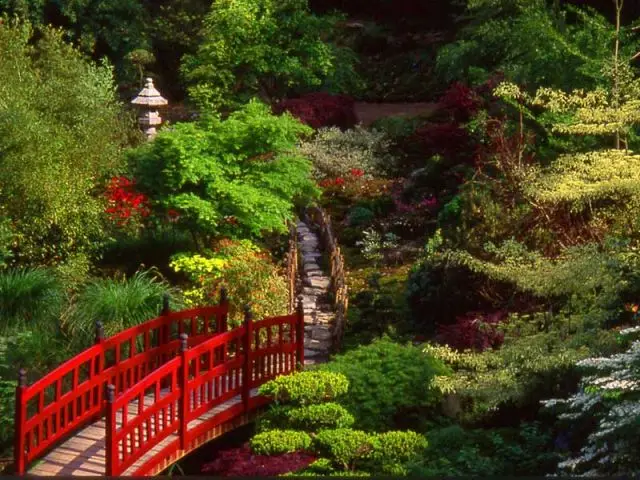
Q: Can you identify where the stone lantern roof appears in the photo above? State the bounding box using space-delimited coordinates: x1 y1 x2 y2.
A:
132 78 168 107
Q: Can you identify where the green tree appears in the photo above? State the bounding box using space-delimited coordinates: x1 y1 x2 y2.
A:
181 0 359 109
0 0 151 81
129 100 319 247
0 21 134 266
436 0 622 90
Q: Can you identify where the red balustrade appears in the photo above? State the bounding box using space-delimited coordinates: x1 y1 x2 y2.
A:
14 293 306 477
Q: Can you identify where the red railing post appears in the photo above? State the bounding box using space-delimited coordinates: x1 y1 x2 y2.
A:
105 384 116 477
242 305 253 411
219 287 228 333
296 295 305 370
179 333 189 450
14 368 27 475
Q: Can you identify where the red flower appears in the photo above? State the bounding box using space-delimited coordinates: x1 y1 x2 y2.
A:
350 168 364 177
334 177 345 185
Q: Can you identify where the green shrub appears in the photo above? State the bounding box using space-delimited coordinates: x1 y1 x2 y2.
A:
286 403 355 430
371 431 428 475
258 371 349 406
131 99 318 242
313 428 376 470
171 240 289 326
298 126 394 180
369 116 426 140
182 0 359 109
0 268 65 334
250 429 312 455
0 23 132 265
318 338 450 430
63 269 179 346
408 423 558 476
313 429 377 471
347 206 375 228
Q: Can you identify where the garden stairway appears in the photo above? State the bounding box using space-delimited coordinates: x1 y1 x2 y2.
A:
297 220 334 365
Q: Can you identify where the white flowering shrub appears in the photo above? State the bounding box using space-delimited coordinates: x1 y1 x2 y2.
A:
297 126 394 180
541 326 640 476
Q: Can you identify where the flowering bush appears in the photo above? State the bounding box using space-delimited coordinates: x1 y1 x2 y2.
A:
104 176 151 228
201 444 316 476
299 126 394 180
436 311 507 352
170 239 288 326
274 92 358 130
541 326 640 476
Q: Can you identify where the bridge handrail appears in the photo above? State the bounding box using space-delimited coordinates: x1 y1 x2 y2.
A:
105 307 305 476
14 293 229 475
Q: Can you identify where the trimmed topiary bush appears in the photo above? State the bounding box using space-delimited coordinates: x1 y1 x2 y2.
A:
313 428 377 471
286 403 355 430
250 430 313 455
371 431 428 474
258 370 349 405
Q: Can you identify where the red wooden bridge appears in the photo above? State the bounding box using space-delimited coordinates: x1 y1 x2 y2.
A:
13 292 305 476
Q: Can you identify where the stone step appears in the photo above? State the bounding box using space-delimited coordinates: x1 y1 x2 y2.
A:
311 326 332 341
306 277 331 289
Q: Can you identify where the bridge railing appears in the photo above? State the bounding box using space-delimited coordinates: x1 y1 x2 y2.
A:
14 291 229 475
105 303 305 476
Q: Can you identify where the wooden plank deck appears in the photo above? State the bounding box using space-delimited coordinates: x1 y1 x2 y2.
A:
27 377 261 477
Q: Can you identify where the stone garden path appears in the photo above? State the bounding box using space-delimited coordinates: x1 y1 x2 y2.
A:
298 220 334 365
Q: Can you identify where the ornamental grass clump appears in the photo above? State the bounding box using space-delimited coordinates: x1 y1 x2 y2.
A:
62 269 178 346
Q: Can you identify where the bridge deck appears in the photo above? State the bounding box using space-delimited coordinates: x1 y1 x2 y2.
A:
27 381 260 476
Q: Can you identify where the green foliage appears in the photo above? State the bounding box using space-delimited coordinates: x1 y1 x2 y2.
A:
130 100 318 242
0 213 14 269
0 0 151 80
436 1 619 90
319 338 450 430
347 206 375 228
0 378 15 449
170 239 288 326
0 268 65 334
258 370 349 406
182 0 359 109
423 320 621 422
297 126 394 180
0 22 132 265
439 239 636 329
313 429 376 471
285 403 355 431
371 431 428 475
409 423 558 476
249 429 312 455
62 269 178 347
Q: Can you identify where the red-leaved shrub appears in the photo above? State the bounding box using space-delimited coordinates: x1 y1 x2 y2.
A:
440 82 481 122
273 92 358 129
201 444 316 477
436 311 507 352
411 122 473 160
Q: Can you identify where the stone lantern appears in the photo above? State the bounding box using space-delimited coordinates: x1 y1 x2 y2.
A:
131 77 168 140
